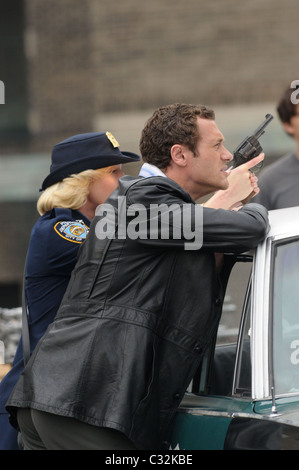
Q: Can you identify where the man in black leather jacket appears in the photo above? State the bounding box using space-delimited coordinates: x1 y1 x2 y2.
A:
7 104 269 450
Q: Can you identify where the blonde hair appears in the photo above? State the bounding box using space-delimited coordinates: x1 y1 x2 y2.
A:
37 166 115 215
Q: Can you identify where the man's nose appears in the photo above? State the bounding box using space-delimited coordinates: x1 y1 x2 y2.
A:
222 147 233 162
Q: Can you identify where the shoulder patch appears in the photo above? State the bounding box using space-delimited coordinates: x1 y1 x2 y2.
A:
54 220 89 243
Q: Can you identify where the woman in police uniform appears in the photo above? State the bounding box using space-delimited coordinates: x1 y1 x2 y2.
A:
0 132 140 449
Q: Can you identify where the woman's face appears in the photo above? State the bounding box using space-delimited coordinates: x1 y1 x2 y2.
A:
88 165 124 207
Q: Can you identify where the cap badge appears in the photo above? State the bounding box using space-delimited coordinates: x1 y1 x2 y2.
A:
106 131 119 148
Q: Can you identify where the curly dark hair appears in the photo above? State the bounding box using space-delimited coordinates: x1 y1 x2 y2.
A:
139 103 215 170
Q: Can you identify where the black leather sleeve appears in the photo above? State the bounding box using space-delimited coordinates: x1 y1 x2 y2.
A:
201 202 269 253
125 177 269 253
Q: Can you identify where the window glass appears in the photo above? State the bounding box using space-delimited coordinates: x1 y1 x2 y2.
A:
272 239 299 395
234 292 251 395
208 258 252 396
217 260 252 346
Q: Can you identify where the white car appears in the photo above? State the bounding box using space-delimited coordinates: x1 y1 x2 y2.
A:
169 206 299 450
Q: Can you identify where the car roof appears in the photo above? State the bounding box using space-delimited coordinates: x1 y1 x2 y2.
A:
268 206 299 238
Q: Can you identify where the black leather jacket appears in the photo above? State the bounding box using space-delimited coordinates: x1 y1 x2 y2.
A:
7 176 269 449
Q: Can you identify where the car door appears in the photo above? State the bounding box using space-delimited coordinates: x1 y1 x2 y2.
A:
169 254 254 450
169 207 299 450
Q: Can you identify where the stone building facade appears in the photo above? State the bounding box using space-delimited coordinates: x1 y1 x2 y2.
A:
0 0 299 305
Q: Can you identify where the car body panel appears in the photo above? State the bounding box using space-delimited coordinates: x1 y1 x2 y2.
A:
171 394 252 450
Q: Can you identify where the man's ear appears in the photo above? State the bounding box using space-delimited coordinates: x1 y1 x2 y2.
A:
170 144 188 167
282 121 294 136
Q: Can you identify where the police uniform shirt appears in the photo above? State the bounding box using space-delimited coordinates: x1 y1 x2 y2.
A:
25 208 90 341
0 207 90 450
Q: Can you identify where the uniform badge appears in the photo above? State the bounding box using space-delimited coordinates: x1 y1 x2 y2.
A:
54 220 89 243
106 131 119 148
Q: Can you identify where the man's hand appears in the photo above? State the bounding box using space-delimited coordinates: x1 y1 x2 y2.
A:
228 153 264 207
203 153 264 210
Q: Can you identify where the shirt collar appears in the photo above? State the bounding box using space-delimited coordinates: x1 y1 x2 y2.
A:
139 162 166 178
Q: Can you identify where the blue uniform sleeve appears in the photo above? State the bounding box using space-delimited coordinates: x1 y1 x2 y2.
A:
27 209 89 277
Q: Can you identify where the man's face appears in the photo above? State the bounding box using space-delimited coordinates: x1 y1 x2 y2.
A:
184 117 233 198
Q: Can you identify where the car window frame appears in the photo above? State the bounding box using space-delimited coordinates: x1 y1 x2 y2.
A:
232 275 252 397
